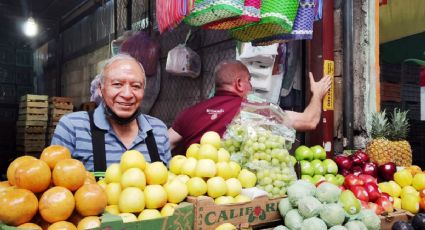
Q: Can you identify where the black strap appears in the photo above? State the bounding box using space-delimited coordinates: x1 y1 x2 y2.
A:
88 110 107 172
146 129 161 162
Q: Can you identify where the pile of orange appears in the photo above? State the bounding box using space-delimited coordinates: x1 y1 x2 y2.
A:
0 145 106 229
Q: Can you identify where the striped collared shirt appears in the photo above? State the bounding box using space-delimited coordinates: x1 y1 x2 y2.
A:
51 104 171 171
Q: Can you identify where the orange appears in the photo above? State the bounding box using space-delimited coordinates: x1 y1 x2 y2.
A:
52 159 86 191
420 197 425 211
83 171 96 185
76 216 101 230
15 159 51 193
0 181 13 193
74 184 107 216
7 156 36 185
0 188 38 226
40 145 72 169
18 223 43 229
47 221 77 230
39 186 75 223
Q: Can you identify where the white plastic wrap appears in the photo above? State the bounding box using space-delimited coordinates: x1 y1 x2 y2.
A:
165 44 201 78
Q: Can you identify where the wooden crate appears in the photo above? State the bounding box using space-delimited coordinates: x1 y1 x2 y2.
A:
18 113 48 121
16 145 44 153
16 138 45 146
19 107 48 115
21 94 48 102
49 97 74 110
16 120 47 127
17 126 47 134
16 133 45 141
381 82 401 102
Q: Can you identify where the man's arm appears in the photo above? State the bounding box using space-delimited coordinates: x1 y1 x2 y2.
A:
168 127 183 152
286 72 332 131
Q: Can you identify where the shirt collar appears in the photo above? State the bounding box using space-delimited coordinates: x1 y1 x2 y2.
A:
214 90 241 97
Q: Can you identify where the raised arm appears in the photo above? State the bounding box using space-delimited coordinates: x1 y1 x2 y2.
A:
286 72 332 131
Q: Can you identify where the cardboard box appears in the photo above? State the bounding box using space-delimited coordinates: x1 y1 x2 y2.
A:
187 195 283 230
379 209 414 230
0 202 194 230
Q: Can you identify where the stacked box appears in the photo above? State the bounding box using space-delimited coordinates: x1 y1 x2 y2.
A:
47 97 74 143
16 94 48 156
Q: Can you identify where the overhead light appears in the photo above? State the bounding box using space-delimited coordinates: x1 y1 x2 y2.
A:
23 17 38 37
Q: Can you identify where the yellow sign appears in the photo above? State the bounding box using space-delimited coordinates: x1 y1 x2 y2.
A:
323 60 334 111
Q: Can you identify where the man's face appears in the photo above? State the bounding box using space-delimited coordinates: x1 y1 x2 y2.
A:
240 70 253 97
100 59 145 118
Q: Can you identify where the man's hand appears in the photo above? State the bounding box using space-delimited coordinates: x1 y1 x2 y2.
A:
309 72 332 99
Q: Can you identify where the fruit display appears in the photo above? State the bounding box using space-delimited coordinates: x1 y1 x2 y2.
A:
366 109 412 166
0 145 105 229
168 131 255 204
275 180 380 230
295 145 344 186
223 124 297 198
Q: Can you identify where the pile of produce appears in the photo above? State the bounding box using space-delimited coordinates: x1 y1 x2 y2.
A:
274 180 381 230
0 145 106 229
392 213 425 230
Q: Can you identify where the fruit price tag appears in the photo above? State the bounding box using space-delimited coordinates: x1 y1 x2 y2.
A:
323 60 334 111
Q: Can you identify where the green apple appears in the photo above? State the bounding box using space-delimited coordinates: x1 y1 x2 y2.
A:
335 174 345 186
294 145 314 161
310 145 327 160
324 174 337 185
300 160 314 176
301 175 314 184
311 159 325 175
312 175 325 184
322 159 338 175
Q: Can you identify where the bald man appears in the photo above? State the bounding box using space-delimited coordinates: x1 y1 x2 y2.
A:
168 60 331 154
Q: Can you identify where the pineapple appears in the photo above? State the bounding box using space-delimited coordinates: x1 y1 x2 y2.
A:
389 109 412 167
366 110 393 165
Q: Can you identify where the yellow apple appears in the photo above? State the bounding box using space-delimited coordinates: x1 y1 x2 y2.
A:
238 169 257 188
120 168 146 190
169 155 187 175
118 213 138 223
200 131 221 149
105 163 122 183
207 177 227 198
186 177 207 196
186 144 201 159
217 148 230 162
144 185 168 209
216 162 233 180
195 159 217 178
234 194 251 203
161 203 178 217
145 162 168 185
105 205 120 215
175 174 190 184
120 150 147 172
138 209 162 220
180 157 197 177
215 223 236 230
164 179 188 204
225 178 242 197
215 196 235 204
228 161 241 178
198 144 218 162
118 187 145 213
105 182 122 205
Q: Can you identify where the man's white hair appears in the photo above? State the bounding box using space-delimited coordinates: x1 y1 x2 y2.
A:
99 53 146 88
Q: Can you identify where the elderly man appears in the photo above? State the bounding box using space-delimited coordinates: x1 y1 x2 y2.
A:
52 54 171 171
168 60 331 153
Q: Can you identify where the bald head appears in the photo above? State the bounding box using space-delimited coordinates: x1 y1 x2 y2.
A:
213 60 252 97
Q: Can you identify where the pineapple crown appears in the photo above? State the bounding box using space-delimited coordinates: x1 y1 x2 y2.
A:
369 110 389 139
389 108 409 141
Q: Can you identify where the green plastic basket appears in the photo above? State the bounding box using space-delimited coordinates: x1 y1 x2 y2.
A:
230 0 299 42
184 0 244 26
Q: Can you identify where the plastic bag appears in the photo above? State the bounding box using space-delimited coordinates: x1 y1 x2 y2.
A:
165 44 201 78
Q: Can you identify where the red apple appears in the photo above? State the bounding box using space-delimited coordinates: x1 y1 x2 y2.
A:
362 162 378 177
338 185 346 191
334 155 353 170
364 182 381 202
376 197 394 213
351 185 369 202
351 150 370 165
368 202 385 215
358 174 378 184
344 174 364 188
361 200 369 209
340 168 351 177
378 162 397 181
352 166 363 176
380 193 394 203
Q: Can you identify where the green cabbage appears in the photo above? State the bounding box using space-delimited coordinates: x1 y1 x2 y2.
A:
287 180 316 207
315 182 341 203
319 203 346 227
345 220 367 230
300 217 327 230
358 209 381 230
273 225 290 230
278 198 293 217
328 226 348 230
297 196 322 218
285 209 304 230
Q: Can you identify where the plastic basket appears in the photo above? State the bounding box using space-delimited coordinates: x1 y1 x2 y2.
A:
202 0 262 30
184 0 244 26
230 0 299 42
252 0 315 46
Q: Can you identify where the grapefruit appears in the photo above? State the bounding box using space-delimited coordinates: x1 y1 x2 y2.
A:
17 223 42 229
14 159 51 193
52 159 86 191
47 221 77 230
39 186 75 223
0 188 38 226
76 216 101 230
144 162 168 185
6 155 36 185
40 145 71 169
74 184 107 216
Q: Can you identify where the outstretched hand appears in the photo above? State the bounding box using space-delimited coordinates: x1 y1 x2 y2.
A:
309 72 332 99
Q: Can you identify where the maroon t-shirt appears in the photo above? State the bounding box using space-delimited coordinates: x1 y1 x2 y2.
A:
172 90 243 153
